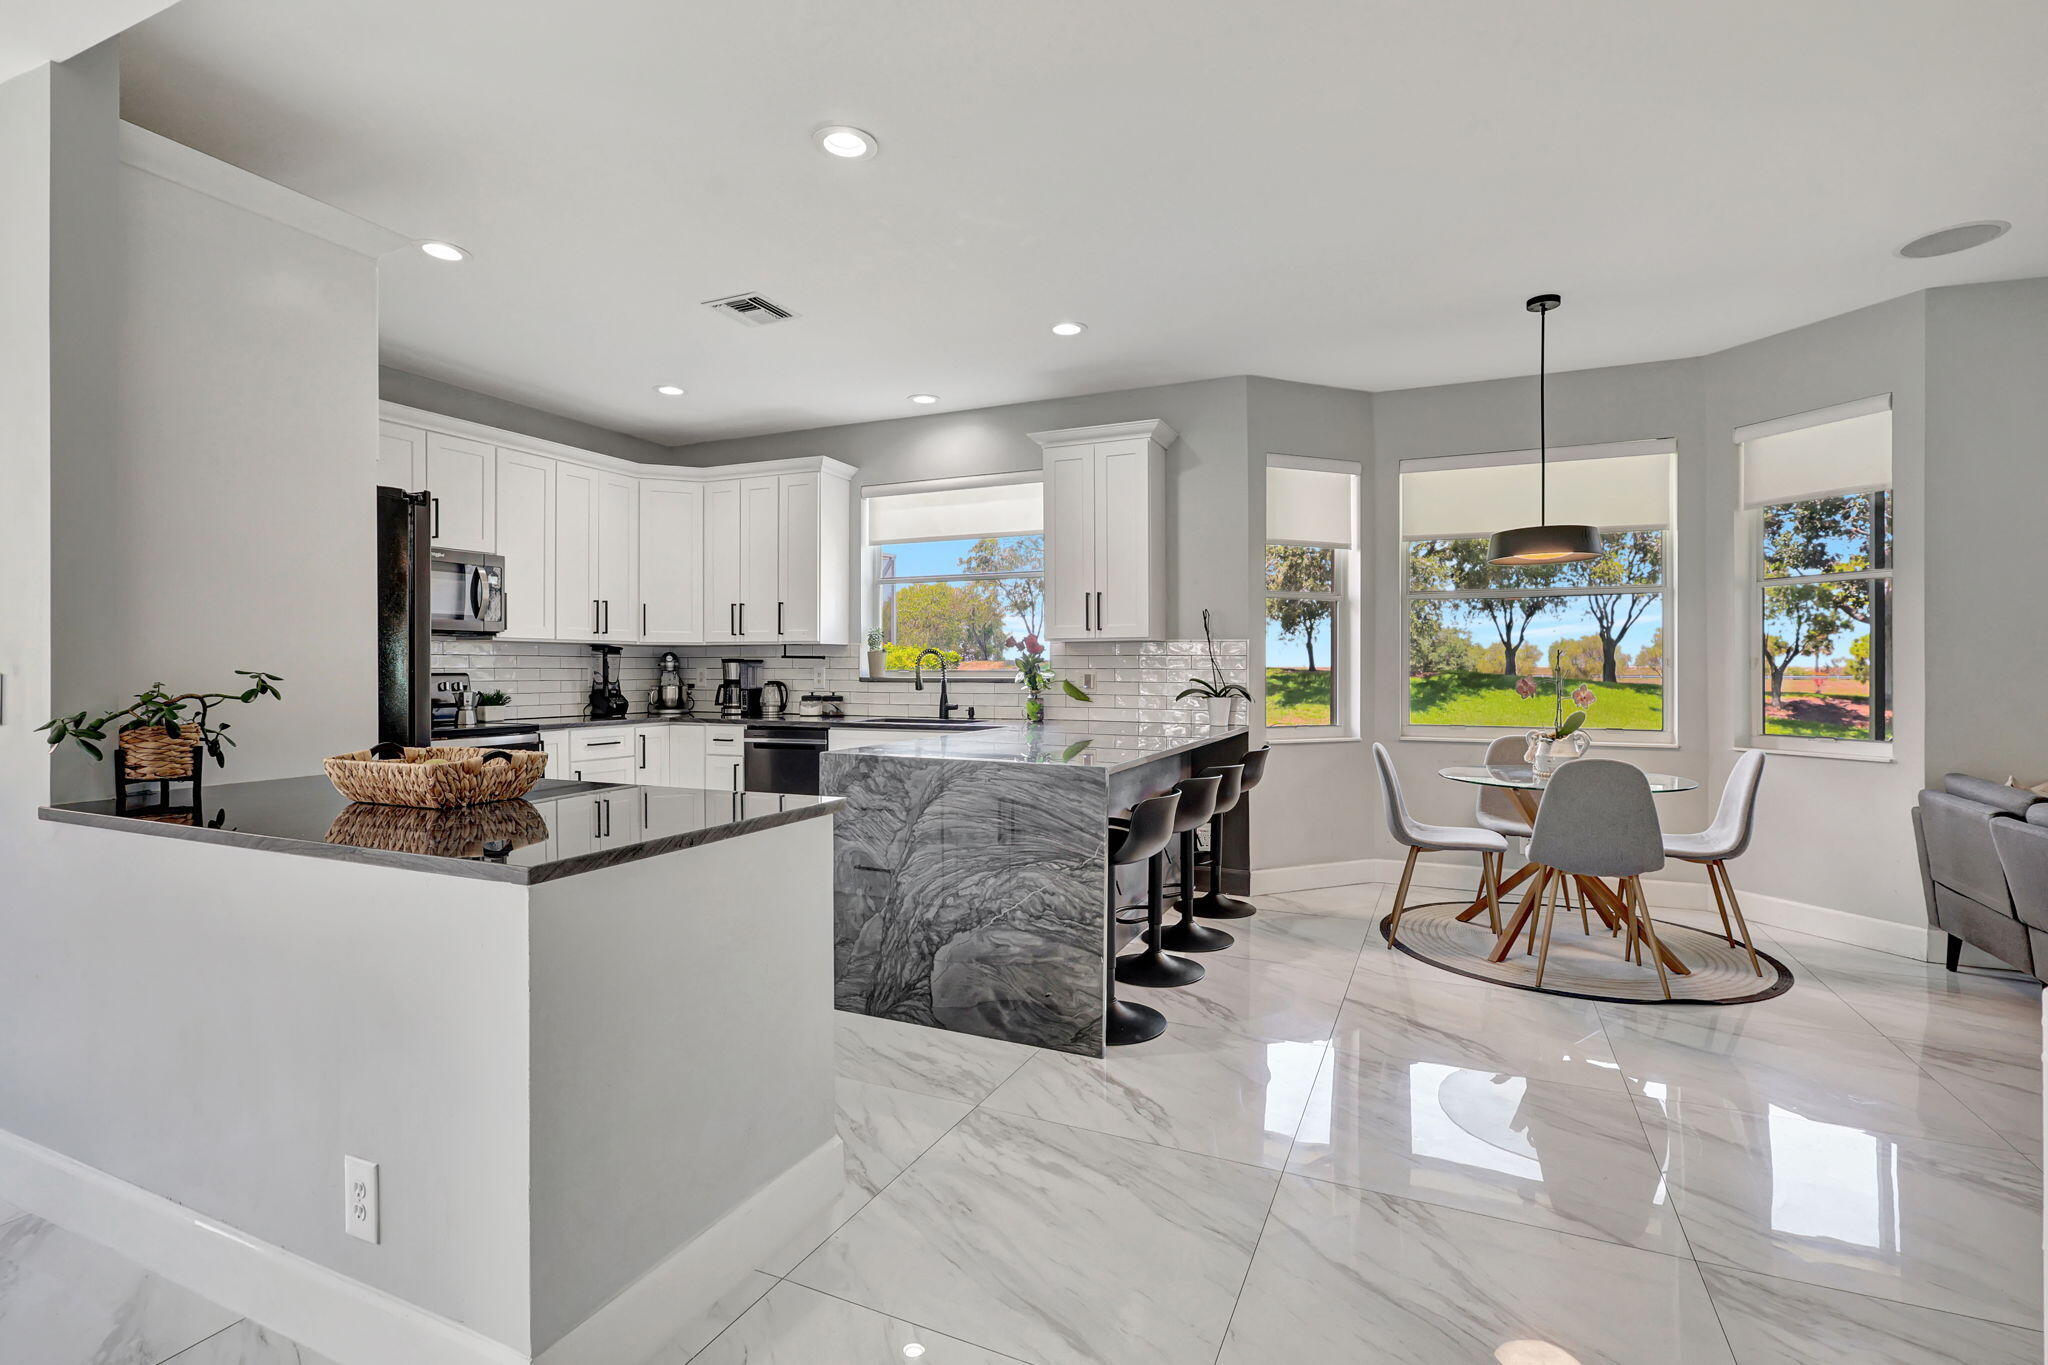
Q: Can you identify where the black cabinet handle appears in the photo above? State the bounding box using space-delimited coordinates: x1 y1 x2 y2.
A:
592 800 601 838
431 497 440 539
592 599 600 634
738 602 746 635
586 739 623 747
638 735 647 769
642 603 648 636
1082 593 1090 631
1094 591 1103 631
778 601 784 635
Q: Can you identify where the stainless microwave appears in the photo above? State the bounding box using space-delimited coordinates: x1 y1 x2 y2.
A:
430 548 507 634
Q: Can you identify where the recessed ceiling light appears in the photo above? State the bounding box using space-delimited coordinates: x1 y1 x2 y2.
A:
653 385 685 396
1897 220 2010 259
418 240 469 262
813 125 879 160
1051 321 1087 336
908 394 939 405
902 1347 926 1360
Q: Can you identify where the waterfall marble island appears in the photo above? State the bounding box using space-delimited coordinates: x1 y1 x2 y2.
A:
823 720 1252 1057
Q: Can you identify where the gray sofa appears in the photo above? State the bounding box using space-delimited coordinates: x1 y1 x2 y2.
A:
1912 774 2048 979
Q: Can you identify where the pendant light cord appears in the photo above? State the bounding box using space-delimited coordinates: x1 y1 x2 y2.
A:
1538 302 1547 524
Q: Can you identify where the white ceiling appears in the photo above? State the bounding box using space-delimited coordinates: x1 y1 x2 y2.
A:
117 0 2048 445
0 0 179 84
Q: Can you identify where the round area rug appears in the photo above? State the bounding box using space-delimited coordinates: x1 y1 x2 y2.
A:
1379 900 1794 1005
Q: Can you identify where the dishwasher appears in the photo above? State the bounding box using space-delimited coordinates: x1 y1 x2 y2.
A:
742 724 828 795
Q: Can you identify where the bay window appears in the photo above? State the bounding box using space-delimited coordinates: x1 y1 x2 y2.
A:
1738 398 1893 749
864 475 1044 676
1265 457 1360 732
1400 440 1674 736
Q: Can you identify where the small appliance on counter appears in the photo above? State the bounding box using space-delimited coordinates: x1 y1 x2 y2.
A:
815 692 846 718
650 651 693 715
715 658 765 720
797 692 825 718
587 644 630 720
758 679 789 719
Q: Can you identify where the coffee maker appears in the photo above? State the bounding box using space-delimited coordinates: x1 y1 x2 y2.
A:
716 658 765 720
587 644 630 720
650 651 692 715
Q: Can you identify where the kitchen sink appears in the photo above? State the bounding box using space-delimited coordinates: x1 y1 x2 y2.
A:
841 717 998 729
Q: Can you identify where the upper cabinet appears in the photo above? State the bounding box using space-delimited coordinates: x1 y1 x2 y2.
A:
425 432 496 552
382 403 853 649
1030 420 1175 641
702 470 852 645
638 480 703 643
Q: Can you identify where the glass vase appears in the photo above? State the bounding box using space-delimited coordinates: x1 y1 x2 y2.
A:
1024 694 1045 724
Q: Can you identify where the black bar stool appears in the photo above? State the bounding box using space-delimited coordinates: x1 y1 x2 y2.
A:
1196 746 1269 920
1106 790 1181 1046
1117 775 1220 988
1151 769 1238 954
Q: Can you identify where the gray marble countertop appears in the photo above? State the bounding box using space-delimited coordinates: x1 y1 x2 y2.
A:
820 722 1249 773
437 714 999 737
40 775 840 885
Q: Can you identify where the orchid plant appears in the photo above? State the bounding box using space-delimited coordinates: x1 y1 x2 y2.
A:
1514 646 1596 740
1007 633 1090 722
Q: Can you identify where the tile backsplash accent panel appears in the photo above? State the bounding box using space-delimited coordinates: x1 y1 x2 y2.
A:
431 637 1249 730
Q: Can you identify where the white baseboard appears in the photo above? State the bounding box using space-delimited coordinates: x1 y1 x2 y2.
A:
537 1137 843 1365
1253 857 1932 961
0 1126 528 1365
0 1126 844 1365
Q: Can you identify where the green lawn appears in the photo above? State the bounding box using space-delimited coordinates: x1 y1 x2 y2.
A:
1408 672 1665 730
1267 668 1334 726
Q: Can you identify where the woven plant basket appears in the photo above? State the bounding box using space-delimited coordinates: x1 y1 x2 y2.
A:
327 798 549 857
323 747 548 809
119 724 205 780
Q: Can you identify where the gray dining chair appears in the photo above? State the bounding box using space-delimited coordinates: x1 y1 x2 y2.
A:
1468 734 1588 932
1372 743 1507 946
1662 749 1768 975
1526 759 1672 996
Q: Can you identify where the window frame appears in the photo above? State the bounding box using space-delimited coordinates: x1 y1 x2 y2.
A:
1746 489 1893 758
1398 518 1677 744
1264 539 1350 736
860 473 1045 681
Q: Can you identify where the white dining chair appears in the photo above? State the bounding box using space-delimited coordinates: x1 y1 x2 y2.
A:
1662 749 1768 975
1373 743 1507 945
1526 759 1672 996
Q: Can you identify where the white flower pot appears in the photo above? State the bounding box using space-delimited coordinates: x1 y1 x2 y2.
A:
1525 730 1591 775
865 649 888 679
1205 697 1236 728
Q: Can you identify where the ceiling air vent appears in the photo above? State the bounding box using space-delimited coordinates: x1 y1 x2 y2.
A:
702 293 798 327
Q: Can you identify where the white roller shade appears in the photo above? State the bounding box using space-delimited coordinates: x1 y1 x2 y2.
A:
1399 440 1673 540
1267 462 1358 546
865 478 1042 543
1737 399 1891 509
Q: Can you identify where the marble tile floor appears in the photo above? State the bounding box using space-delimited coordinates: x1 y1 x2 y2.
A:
1 878 2040 1364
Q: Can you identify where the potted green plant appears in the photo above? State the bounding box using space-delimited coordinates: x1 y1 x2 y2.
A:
864 628 887 680
1176 610 1252 727
1515 645 1596 774
40 671 284 797
473 688 511 724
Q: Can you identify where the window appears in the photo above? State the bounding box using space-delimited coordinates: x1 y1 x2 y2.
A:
1400 441 1674 736
864 476 1043 675
1266 458 1360 731
1739 398 1893 749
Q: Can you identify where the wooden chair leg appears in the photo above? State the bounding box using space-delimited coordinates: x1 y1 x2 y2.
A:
1713 861 1764 976
1629 877 1674 999
1703 859 1738 947
1483 852 1502 933
1385 847 1419 949
1458 859 1533 923
1533 866 1563 988
1488 865 1551 963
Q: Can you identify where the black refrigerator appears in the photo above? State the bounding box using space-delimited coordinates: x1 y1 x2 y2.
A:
377 485 434 746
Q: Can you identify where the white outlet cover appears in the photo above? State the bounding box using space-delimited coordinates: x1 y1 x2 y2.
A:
344 1156 379 1244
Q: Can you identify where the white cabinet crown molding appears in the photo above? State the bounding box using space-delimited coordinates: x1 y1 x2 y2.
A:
379 401 854 482
1027 419 1179 450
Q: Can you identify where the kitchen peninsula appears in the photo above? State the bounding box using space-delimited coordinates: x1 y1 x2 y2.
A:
823 721 1250 1057
32 775 842 1365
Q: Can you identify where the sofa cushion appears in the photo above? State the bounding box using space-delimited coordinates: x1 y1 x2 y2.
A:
1990 816 2048 934
2030 804 2048 828
1943 773 2041 817
1920 789 2021 912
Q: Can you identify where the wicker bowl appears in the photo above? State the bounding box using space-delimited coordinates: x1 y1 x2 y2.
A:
323 746 548 809
326 799 550 856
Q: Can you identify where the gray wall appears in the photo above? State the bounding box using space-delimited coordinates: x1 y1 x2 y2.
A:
381 365 683 467
1923 278 2048 786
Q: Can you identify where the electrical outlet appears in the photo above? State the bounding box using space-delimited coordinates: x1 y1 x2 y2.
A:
344 1156 379 1244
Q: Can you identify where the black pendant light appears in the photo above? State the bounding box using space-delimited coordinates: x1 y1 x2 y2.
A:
1488 293 1603 566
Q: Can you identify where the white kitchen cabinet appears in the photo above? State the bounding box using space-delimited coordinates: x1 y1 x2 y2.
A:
702 479 743 643
1030 420 1174 641
776 471 849 643
638 480 703 643
541 732 568 779
495 448 556 640
426 432 496 552
702 726 745 793
738 476 780 641
632 725 670 785
571 754 636 785
666 725 706 789
378 421 425 490
554 465 637 641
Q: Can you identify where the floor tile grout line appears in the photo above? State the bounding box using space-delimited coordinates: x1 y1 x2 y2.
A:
1206 881 1387 1365
1693 1261 2048 1343
677 1276 779 1365
150 1317 246 1365
767 1281 1040 1365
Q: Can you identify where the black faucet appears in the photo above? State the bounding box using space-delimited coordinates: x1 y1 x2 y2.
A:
913 648 960 720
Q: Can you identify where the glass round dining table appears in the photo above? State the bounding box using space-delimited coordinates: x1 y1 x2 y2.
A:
1437 762 1699 980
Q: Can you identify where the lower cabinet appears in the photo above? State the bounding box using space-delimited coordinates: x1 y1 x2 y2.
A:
632 725 669 786
667 725 706 790
702 726 745 792
571 755 636 785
